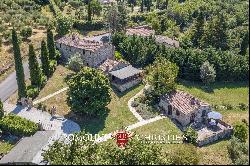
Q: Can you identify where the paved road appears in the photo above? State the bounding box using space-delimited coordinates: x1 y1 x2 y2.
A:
0 61 30 102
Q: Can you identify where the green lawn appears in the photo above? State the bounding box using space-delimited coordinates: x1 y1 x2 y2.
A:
177 80 249 106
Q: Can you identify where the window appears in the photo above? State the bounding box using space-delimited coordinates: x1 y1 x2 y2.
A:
60 44 61 48
82 49 85 55
176 109 180 116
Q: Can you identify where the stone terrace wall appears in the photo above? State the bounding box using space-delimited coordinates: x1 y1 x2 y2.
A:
112 78 142 92
197 123 233 147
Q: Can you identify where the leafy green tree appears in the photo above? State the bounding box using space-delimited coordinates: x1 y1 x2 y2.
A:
28 44 42 87
47 29 56 60
227 137 249 165
107 4 119 34
183 126 198 145
43 132 168 165
56 16 73 37
0 100 4 119
40 40 50 77
145 57 179 96
233 122 248 143
201 13 228 50
66 67 111 116
12 29 26 99
200 60 216 84
168 144 200 165
67 53 84 72
90 0 102 17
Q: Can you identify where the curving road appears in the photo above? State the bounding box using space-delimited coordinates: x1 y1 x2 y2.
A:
0 61 30 102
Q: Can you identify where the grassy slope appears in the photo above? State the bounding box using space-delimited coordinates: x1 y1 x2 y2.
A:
132 80 249 165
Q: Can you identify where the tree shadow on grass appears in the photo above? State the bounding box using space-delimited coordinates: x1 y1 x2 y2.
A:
179 79 249 94
111 83 142 98
64 107 110 135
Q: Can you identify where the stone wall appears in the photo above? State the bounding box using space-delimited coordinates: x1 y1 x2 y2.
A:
55 43 114 67
112 78 142 92
158 99 212 127
197 124 233 147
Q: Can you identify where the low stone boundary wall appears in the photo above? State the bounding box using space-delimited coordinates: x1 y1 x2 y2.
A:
197 123 233 147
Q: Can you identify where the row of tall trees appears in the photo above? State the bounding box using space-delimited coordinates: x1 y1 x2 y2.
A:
12 28 58 99
112 33 249 82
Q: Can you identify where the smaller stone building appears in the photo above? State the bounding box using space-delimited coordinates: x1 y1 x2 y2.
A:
108 65 143 92
159 90 212 127
55 34 115 68
126 26 180 48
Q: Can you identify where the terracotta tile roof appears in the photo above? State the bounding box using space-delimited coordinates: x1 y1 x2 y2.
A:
126 26 155 37
98 59 129 73
161 90 209 114
125 26 179 48
155 35 180 48
56 34 104 52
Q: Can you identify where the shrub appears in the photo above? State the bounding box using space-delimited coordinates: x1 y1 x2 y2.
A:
238 103 248 111
56 16 73 36
233 122 248 143
227 137 249 165
114 51 123 60
20 26 32 40
183 127 198 145
27 86 39 99
0 113 38 136
131 100 139 107
67 54 84 72
200 61 216 84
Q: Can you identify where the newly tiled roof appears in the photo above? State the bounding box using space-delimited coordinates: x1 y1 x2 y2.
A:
161 90 209 114
56 34 104 52
126 26 155 37
109 65 142 80
155 35 180 48
0 130 56 164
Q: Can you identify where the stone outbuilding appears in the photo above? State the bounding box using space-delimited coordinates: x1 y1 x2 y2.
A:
55 34 115 68
108 65 143 92
159 90 212 127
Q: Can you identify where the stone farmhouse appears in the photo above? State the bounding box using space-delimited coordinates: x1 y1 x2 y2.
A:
159 90 212 127
55 34 115 68
126 25 180 48
56 34 142 92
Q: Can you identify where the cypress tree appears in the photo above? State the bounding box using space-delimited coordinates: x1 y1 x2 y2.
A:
47 28 56 60
141 0 144 12
28 44 42 87
12 29 27 99
41 40 50 77
87 0 92 22
192 11 205 48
